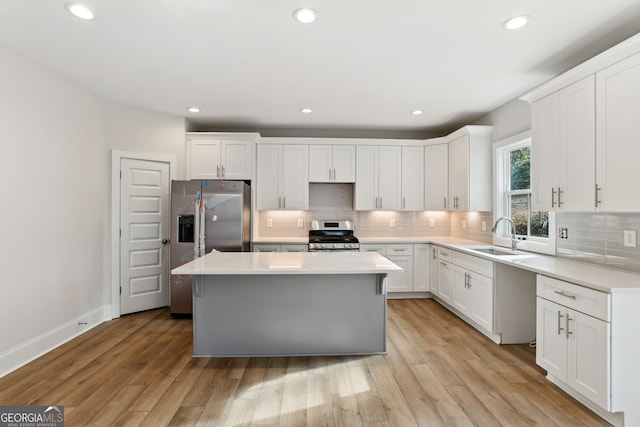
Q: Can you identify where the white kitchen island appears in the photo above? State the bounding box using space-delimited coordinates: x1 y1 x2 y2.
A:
171 251 402 357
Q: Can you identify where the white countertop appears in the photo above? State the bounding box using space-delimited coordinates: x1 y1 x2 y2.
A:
426 237 640 294
172 251 403 275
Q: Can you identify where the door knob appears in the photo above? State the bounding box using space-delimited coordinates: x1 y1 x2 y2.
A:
162 239 169 245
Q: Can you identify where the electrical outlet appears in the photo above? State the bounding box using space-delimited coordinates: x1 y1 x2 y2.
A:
297 219 304 228
624 229 637 248
389 218 396 228
461 220 466 229
559 227 568 239
482 221 487 232
429 218 435 228
266 218 272 228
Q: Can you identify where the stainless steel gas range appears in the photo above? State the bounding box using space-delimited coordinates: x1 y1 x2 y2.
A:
308 220 360 252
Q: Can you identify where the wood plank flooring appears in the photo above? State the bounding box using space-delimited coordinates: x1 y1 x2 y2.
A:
0 299 611 426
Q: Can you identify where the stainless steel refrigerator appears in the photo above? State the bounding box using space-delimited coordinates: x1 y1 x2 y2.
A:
170 180 251 315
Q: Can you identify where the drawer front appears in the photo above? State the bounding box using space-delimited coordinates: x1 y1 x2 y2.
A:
360 244 386 255
386 244 413 256
438 247 451 261
451 250 494 278
536 275 610 321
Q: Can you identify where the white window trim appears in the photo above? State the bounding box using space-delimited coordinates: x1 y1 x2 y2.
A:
493 131 556 255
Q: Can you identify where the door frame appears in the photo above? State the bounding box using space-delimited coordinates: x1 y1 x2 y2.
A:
110 150 177 319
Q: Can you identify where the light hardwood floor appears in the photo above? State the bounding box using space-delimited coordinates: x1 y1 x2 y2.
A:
0 299 610 426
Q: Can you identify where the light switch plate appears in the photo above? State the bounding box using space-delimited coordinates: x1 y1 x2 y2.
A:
389 218 396 228
297 219 304 228
266 218 272 228
482 221 487 232
624 229 637 248
429 218 435 228
461 220 466 229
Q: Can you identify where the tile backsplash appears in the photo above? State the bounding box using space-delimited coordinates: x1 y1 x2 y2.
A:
450 211 494 244
556 212 640 273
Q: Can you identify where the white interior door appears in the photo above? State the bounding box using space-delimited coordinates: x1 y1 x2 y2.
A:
120 158 171 315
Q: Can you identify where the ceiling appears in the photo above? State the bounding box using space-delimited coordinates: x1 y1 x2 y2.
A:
1 1 640 138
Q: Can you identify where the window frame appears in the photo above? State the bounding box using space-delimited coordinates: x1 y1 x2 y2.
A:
493 131 556 255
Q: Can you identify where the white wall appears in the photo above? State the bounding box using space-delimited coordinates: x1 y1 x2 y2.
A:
0 46 107 375
475 98 531 142
0 46 186 376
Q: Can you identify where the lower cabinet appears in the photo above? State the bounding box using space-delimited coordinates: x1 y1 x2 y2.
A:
253 244 308 252
536 275 610 411
436 246 495 336
360 243 429 294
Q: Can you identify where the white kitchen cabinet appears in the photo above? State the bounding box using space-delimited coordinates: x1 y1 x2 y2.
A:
186 133 256 180
308 144 356 183
256 144 308 210
429 245 439 295
424 143 448 210
448 250 494 332
412 244 430 292
596 51 640 211
253 244 308 252
386 244 414 292
355 146 401 210
401 146 424 210
436 248 454 303
536 275 610 411
446 126 493 211
531 76 596 211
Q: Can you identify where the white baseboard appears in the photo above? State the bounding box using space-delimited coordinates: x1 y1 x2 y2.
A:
0 305 111 378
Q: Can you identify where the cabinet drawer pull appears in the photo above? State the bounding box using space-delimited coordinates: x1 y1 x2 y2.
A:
566 315 572 339
439 261 448 267
554 290 577 300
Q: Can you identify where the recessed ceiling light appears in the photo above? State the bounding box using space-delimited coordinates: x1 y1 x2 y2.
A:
293 8 317 24
502 15 530 30
300 108 313 114
187 107 201 113
411 110 424 116
65 3 94 20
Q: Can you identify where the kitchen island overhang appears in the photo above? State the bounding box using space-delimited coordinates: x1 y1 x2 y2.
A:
171 251 402 357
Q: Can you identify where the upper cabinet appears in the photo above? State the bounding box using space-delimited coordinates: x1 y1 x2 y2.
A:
522 33 640 212
424 142 448 210
308 144 356 183
596 51 640 211
186 133 257 180
256 142 308 210
531 76 596 211
401 146 424 210
355 145 401 210
446 126 493 212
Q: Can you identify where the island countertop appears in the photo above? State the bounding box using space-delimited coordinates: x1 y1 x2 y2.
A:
171 251 402 275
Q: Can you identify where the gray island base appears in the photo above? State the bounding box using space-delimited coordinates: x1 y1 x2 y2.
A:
171 251 402 357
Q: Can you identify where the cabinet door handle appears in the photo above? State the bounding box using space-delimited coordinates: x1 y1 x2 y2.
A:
379 197 383 208
402 197 406 209
566 314 572 339
432 248 437 260
439 261 448 267
283 196 286 209
554 290 577 300
444 197 447 209
333 168 336 180
595 184 601 207
467 273 472 289
557 187 564 207
551 187 556 208
217 165 221 178
221 165 225 178
557 311 565 335
329 168 332 180
278 196 282 209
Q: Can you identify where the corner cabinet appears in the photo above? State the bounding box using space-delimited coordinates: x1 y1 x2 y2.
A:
186 133 257 180
446 126 493 211
530 76 596 211
256 143 308 210
355 146 401 210
308 144 356 183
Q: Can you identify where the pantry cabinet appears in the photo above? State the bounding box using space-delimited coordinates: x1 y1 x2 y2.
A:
308 144 356 183
595 51 640 211
256 144 308 210
355 146 401 210
186 133 256 180
530 76 595 211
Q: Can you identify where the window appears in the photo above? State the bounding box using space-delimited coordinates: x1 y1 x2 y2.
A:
495 132 555 255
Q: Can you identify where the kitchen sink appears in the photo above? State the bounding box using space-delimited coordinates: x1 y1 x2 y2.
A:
470 247 525 256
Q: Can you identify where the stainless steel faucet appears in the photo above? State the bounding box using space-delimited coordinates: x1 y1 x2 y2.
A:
492 217 517 250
